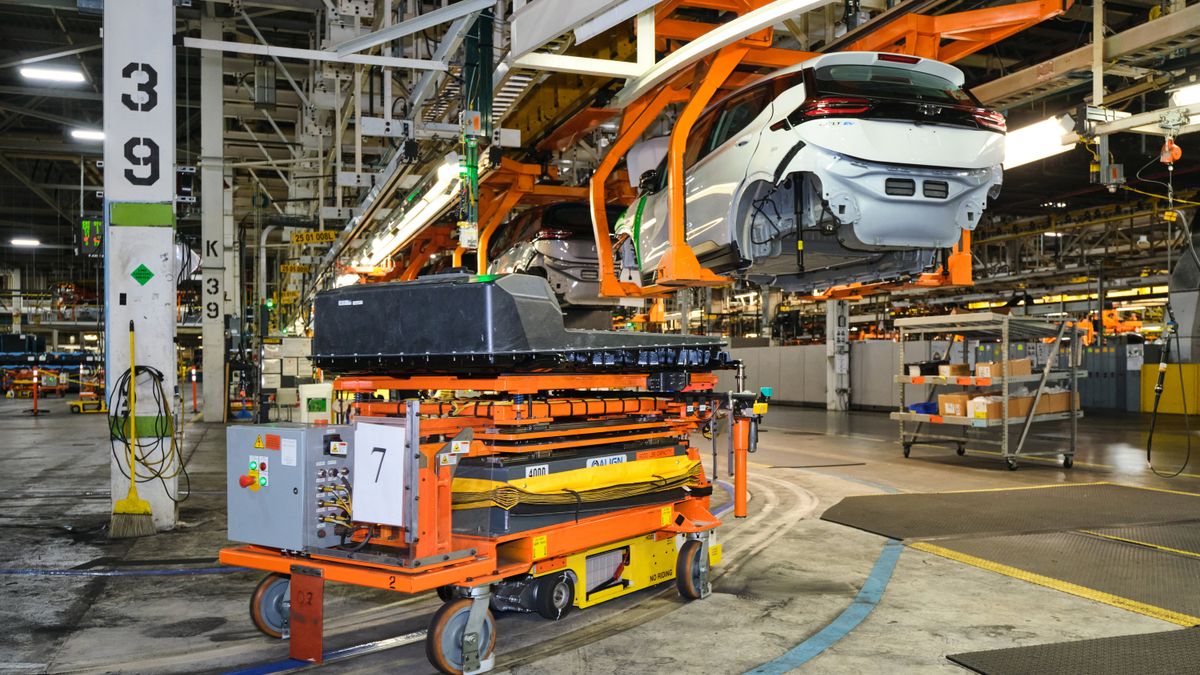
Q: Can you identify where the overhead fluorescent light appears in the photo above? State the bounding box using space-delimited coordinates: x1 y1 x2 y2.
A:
11 238 41 247
1171 83 1200 107
1003 114 1076 170
362 153 461 267
1043 232 1064 237
70 129 104 141
20 66 85 83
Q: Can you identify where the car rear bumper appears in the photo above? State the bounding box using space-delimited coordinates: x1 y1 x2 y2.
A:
809 146 1002 249
542 257 617 307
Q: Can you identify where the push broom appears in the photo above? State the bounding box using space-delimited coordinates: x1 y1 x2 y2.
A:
110 320 156 538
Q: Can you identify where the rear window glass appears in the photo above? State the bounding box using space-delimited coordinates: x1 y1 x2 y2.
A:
814 64 976 105
545 203 625 233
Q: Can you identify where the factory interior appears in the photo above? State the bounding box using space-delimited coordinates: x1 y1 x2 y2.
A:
5 0 1200 673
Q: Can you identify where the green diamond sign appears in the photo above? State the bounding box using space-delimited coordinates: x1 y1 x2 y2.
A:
130 264 155 286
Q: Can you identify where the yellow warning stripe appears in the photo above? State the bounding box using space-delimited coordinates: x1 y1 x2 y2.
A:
931 481 1109 495
1114 483 1200 498
845 481 1108 498
910 541 1200 626
1078 530 1200 560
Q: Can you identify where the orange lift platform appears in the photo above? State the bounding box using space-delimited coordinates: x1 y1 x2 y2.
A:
219 274 767 674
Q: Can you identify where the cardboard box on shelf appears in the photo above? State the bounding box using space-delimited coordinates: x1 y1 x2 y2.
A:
938 363 970 377
969 395 1034 419
974 358 1033 379
938 393 971 417
1037 391 1079 413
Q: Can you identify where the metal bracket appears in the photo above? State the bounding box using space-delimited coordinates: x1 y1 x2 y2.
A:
690 532 712 599
462 585 494 675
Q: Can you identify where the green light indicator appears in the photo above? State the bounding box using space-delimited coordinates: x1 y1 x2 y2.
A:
259 476 267 486
250 461 258 470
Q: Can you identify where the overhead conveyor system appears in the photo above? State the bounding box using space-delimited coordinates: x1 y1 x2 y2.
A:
974 1 1200 110
576 0 1074 299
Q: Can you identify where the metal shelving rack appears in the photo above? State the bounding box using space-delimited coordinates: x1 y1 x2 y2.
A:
890 312 1086 470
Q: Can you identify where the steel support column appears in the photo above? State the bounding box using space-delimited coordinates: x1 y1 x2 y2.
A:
201 15 226 423
104 0 178 531
826 300 850 411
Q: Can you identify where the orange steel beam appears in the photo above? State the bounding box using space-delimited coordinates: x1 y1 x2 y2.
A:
590 83 691 298
656 44 748 288
476 185 526 273
845 0 1073 63
536 107 621 153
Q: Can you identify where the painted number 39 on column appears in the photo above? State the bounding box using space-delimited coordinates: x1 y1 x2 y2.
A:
121 62 159 187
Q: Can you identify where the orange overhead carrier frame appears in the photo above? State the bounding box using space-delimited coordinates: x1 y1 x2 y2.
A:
588 0 1073 299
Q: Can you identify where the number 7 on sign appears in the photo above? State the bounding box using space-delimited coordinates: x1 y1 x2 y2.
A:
371 446 386 482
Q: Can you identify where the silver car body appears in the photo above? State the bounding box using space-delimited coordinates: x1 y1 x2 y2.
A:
614 51 1005 292
489 203 624 308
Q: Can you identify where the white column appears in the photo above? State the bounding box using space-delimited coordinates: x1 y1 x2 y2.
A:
200 15 226 422
104 0 178 530
826 300 850 411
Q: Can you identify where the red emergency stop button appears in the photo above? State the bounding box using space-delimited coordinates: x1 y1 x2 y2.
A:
239 475 255 488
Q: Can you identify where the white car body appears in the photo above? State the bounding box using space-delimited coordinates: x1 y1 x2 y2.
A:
613 51 1005 292
488 202 625 308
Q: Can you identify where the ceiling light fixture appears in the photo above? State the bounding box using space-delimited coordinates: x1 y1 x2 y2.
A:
1171 83 1200 107
11 238 41 247
70 129 104 141
1002 114 1076 170
20 66 85 83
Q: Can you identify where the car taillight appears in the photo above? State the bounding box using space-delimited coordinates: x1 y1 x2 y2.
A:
800 96 873 117
973 108 1006 132
534 228 572 240
877 53 921 64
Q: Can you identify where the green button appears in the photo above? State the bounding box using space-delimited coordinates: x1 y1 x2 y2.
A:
259 476 267 486
250 461 257 470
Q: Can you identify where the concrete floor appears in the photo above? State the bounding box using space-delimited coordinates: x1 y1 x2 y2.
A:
2 396 1197 674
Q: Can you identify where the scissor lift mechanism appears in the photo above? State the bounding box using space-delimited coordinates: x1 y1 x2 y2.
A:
220 274 766 674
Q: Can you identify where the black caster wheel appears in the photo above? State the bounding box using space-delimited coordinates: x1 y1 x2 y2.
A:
533 572 574 620
249 573 290 638
956 444 966 456
676 539 706 601
1005 459 1018 471
426 598 497 675
1063 456 1074 469
902 443 912 458
436 585 456 602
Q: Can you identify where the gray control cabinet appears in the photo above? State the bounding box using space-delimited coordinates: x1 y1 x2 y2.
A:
226 424 353 551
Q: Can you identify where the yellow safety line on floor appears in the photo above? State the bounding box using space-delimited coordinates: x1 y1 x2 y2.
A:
932 481 1109 495
1078 530 1200 560
1114 483 1200 498
835 481 1108 498
909 541 1200 627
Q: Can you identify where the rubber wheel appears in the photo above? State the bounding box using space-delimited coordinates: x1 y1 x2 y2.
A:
956 444 966 456
1063 455 1074 469
426 598 497 675
436 585 456 602
249 573 290 638
676 539 706 601
902 443 912 458
1006 459 1018 471
533 572 574 621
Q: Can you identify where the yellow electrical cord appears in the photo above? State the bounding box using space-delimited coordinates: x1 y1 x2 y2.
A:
1121 185 1200 207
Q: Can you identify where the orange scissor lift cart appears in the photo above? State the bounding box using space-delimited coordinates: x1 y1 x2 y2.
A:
219 273 767 674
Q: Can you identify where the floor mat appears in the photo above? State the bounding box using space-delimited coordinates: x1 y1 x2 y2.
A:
912 531 1200 624
947 627 1200 674
819 483 1200 540
1082 521 1200 558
